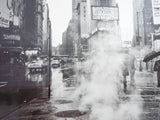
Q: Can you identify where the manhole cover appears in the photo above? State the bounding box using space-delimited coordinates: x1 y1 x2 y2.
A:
54 100 73 104
54 110 87 117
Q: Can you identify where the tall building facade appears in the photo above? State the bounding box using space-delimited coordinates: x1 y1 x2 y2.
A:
35 0 43 47
61 0 80 56
63 0 117 58
0 0 51 55
133 0 154 46
43 3 51 54
20 0 43 48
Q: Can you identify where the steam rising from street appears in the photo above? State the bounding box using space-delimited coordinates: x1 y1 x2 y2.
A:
73 27 142 120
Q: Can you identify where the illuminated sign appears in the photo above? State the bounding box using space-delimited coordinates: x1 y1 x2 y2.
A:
3 34 20 40
152 0 160 24
91 6 119 21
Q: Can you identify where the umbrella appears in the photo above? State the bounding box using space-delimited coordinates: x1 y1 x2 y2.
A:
143 51 160 62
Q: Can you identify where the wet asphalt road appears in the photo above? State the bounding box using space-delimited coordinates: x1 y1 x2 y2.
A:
1 66 160 120
0 67 64 119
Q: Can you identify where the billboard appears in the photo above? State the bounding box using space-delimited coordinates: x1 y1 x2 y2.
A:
1 34 20 47
91 6 119 21
0 0 12 27
152 0 160 25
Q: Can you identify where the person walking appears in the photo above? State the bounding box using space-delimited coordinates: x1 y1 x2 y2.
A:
122 49 136 92
128 54 136 88
154 60 160 87
122 58 129 93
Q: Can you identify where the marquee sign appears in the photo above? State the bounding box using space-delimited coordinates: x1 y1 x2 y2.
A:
91 6 119 21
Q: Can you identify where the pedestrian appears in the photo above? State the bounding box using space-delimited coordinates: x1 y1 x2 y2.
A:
121 49 136 92
122 56 129 93
128 53 136 88
154 60 160 87
60 59 65 66
139 59 142 71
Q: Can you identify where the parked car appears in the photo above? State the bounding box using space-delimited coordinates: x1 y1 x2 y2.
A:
52 60 60 68
28 60 43 68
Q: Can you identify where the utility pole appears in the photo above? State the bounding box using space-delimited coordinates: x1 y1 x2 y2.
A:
48 21 52 98
48 38 51 98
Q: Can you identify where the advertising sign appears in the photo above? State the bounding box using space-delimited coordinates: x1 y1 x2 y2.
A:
0 17 9 27
3 34 20 40
0 0 11 27
91 6 119 21
152 0 160 24
1 34 20 47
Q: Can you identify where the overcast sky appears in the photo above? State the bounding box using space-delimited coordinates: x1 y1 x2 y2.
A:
47 0 72 47
118 0 133 43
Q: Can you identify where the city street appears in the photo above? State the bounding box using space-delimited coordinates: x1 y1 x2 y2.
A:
1 0 160 120
0 64 159 120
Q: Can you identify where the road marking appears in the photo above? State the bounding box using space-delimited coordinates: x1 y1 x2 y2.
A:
0 82 8 84
0 84 7 88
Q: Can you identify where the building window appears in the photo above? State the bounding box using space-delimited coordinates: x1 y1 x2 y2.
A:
100 0 109 6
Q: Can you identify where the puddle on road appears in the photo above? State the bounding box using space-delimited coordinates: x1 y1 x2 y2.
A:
54 110 88 118
19 108 52 116
54 100 73 104
31 109 49 115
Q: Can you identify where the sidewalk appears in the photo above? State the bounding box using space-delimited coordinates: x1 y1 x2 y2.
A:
131 70 160 120
135 70 156 87
3 87 89 120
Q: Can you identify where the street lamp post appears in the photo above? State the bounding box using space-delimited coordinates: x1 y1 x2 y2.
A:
48 37 51 98
48 22 52 98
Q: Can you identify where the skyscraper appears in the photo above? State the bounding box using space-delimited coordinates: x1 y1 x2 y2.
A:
21 0 43 48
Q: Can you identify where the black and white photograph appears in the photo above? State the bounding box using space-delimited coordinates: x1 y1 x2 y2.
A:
0 0 160 120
